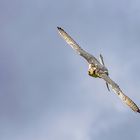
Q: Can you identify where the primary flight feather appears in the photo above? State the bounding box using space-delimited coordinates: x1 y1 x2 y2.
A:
57 27 140 113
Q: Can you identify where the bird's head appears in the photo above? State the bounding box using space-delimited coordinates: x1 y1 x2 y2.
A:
88 64 109 78
88 64 99 78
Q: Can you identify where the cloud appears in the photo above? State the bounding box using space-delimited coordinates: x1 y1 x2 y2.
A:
0 0 140 140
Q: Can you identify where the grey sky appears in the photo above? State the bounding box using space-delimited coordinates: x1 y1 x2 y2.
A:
0 0 140 140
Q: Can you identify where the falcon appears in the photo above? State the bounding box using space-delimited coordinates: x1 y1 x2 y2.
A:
57 27 140 113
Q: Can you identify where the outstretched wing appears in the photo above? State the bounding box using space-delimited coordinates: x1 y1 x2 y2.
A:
100 74 140 113
57 27 99 64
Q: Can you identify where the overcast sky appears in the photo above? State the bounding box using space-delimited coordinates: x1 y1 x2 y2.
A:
1 0 140 140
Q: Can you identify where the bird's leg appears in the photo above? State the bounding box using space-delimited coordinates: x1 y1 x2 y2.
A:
99 54 110 91
99 54 105 65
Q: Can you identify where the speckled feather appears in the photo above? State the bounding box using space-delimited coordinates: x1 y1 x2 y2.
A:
57 27 140 113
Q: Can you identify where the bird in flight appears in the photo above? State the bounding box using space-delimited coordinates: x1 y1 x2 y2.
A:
57 27 140 113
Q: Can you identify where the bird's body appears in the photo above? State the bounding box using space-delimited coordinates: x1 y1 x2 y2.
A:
57 27 140 113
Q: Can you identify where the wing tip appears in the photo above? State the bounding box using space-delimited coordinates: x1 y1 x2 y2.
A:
57 26 63 31
137 108 140 113
57 26 61 29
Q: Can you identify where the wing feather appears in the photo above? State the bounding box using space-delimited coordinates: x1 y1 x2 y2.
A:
100 74 140 113
57 27 140 113
57 27 98 63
